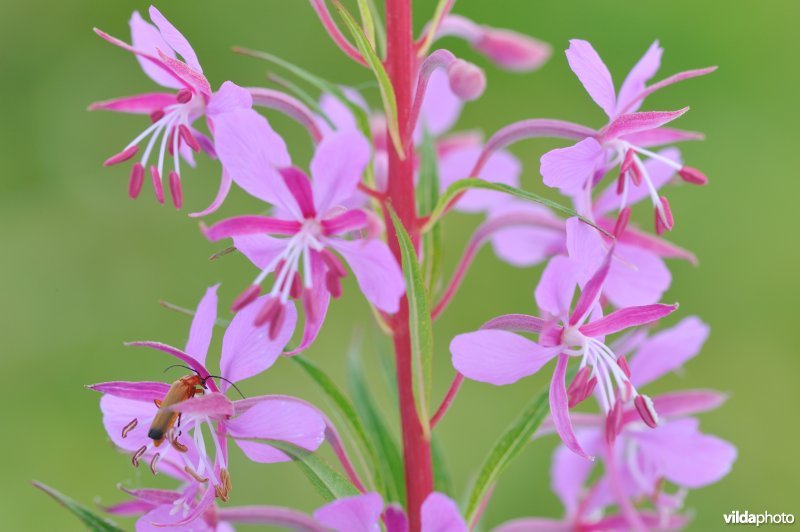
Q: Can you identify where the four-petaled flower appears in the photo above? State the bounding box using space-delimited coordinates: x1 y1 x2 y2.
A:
90 286 327 526
450 219 678 458
92 6 239 214
203 97 405 351
540 39 715 233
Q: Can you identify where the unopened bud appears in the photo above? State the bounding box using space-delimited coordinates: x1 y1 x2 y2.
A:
474 29 551 72
447 60 486 101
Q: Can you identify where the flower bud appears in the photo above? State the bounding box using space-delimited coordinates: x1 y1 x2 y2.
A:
474 29 551 72
447 60 486 101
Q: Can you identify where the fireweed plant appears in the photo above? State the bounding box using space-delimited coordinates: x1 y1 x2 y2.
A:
34 2 738 531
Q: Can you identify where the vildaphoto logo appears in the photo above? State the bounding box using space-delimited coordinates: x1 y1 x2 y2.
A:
724 511 796 526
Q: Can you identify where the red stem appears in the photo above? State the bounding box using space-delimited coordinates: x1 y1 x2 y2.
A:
384 0 433 530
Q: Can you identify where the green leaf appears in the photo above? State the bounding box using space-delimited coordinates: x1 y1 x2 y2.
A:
423 179 612 237
387 206 433 439
263 440 359 501
332 0 405 159
418 129 444 297
355 0 376 50
364 0 386 57
418 0 452 56
234 47 372 140
347 345 406 504
462 387 550 523
292 355 384 492
33 482 124 531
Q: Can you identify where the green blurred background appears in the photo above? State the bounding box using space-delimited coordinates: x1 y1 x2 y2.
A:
2 0 798 530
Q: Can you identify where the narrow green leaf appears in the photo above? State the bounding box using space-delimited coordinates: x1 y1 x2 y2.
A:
292 355 384 492
263 440 359 501
33 482 124 531
356 0 376 50
387 206 433 439
347 346 406 504
423 179 612 237
364 0 386 57
462 382 556 523
234 47 372 139
333 1 405 159
418 0 452 56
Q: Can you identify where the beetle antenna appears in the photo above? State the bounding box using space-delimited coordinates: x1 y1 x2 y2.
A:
205 375 246 399
163 364 198 375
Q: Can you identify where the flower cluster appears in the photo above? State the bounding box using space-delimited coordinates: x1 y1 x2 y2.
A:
66 3 735 531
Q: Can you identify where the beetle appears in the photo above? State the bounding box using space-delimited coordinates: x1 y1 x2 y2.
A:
148 373 208 443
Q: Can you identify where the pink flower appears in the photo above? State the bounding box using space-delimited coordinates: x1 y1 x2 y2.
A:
106 456 329 531
89 286 326 526
540 40 715 233
540 317 736 528
202 118 404 351
91 7 240 214
313 491 467 532
450 235 678 458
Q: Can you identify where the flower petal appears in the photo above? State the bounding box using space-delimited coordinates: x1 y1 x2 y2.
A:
227 398 327 460
602 109 688 141
137 502 215 532
322 210 370 236
421 492 467 532
488 202 565 267
220 294 297 385
650 389 727 418
148 6 202 72
540 138 604 196
203 215 301 241
327 238 405 313
481 314 547 334
565 40 616 117
568 248 613 326
622 127 703 147
185 285 218 366
128 11 182 89
579 303 677 337
88 381 170 402
549 353 593 459
535 255 578 318
313 493 384 532
616 41 662 115
100 394 157 451
604 244 671 308
233 234 290 270
551 429 601 514
450 329 558 385
311 131 371 214
207 81 253 116
168 392 234 418
632 417 737 488
89 92 176 114
211 107 294 212
629 316 709 387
